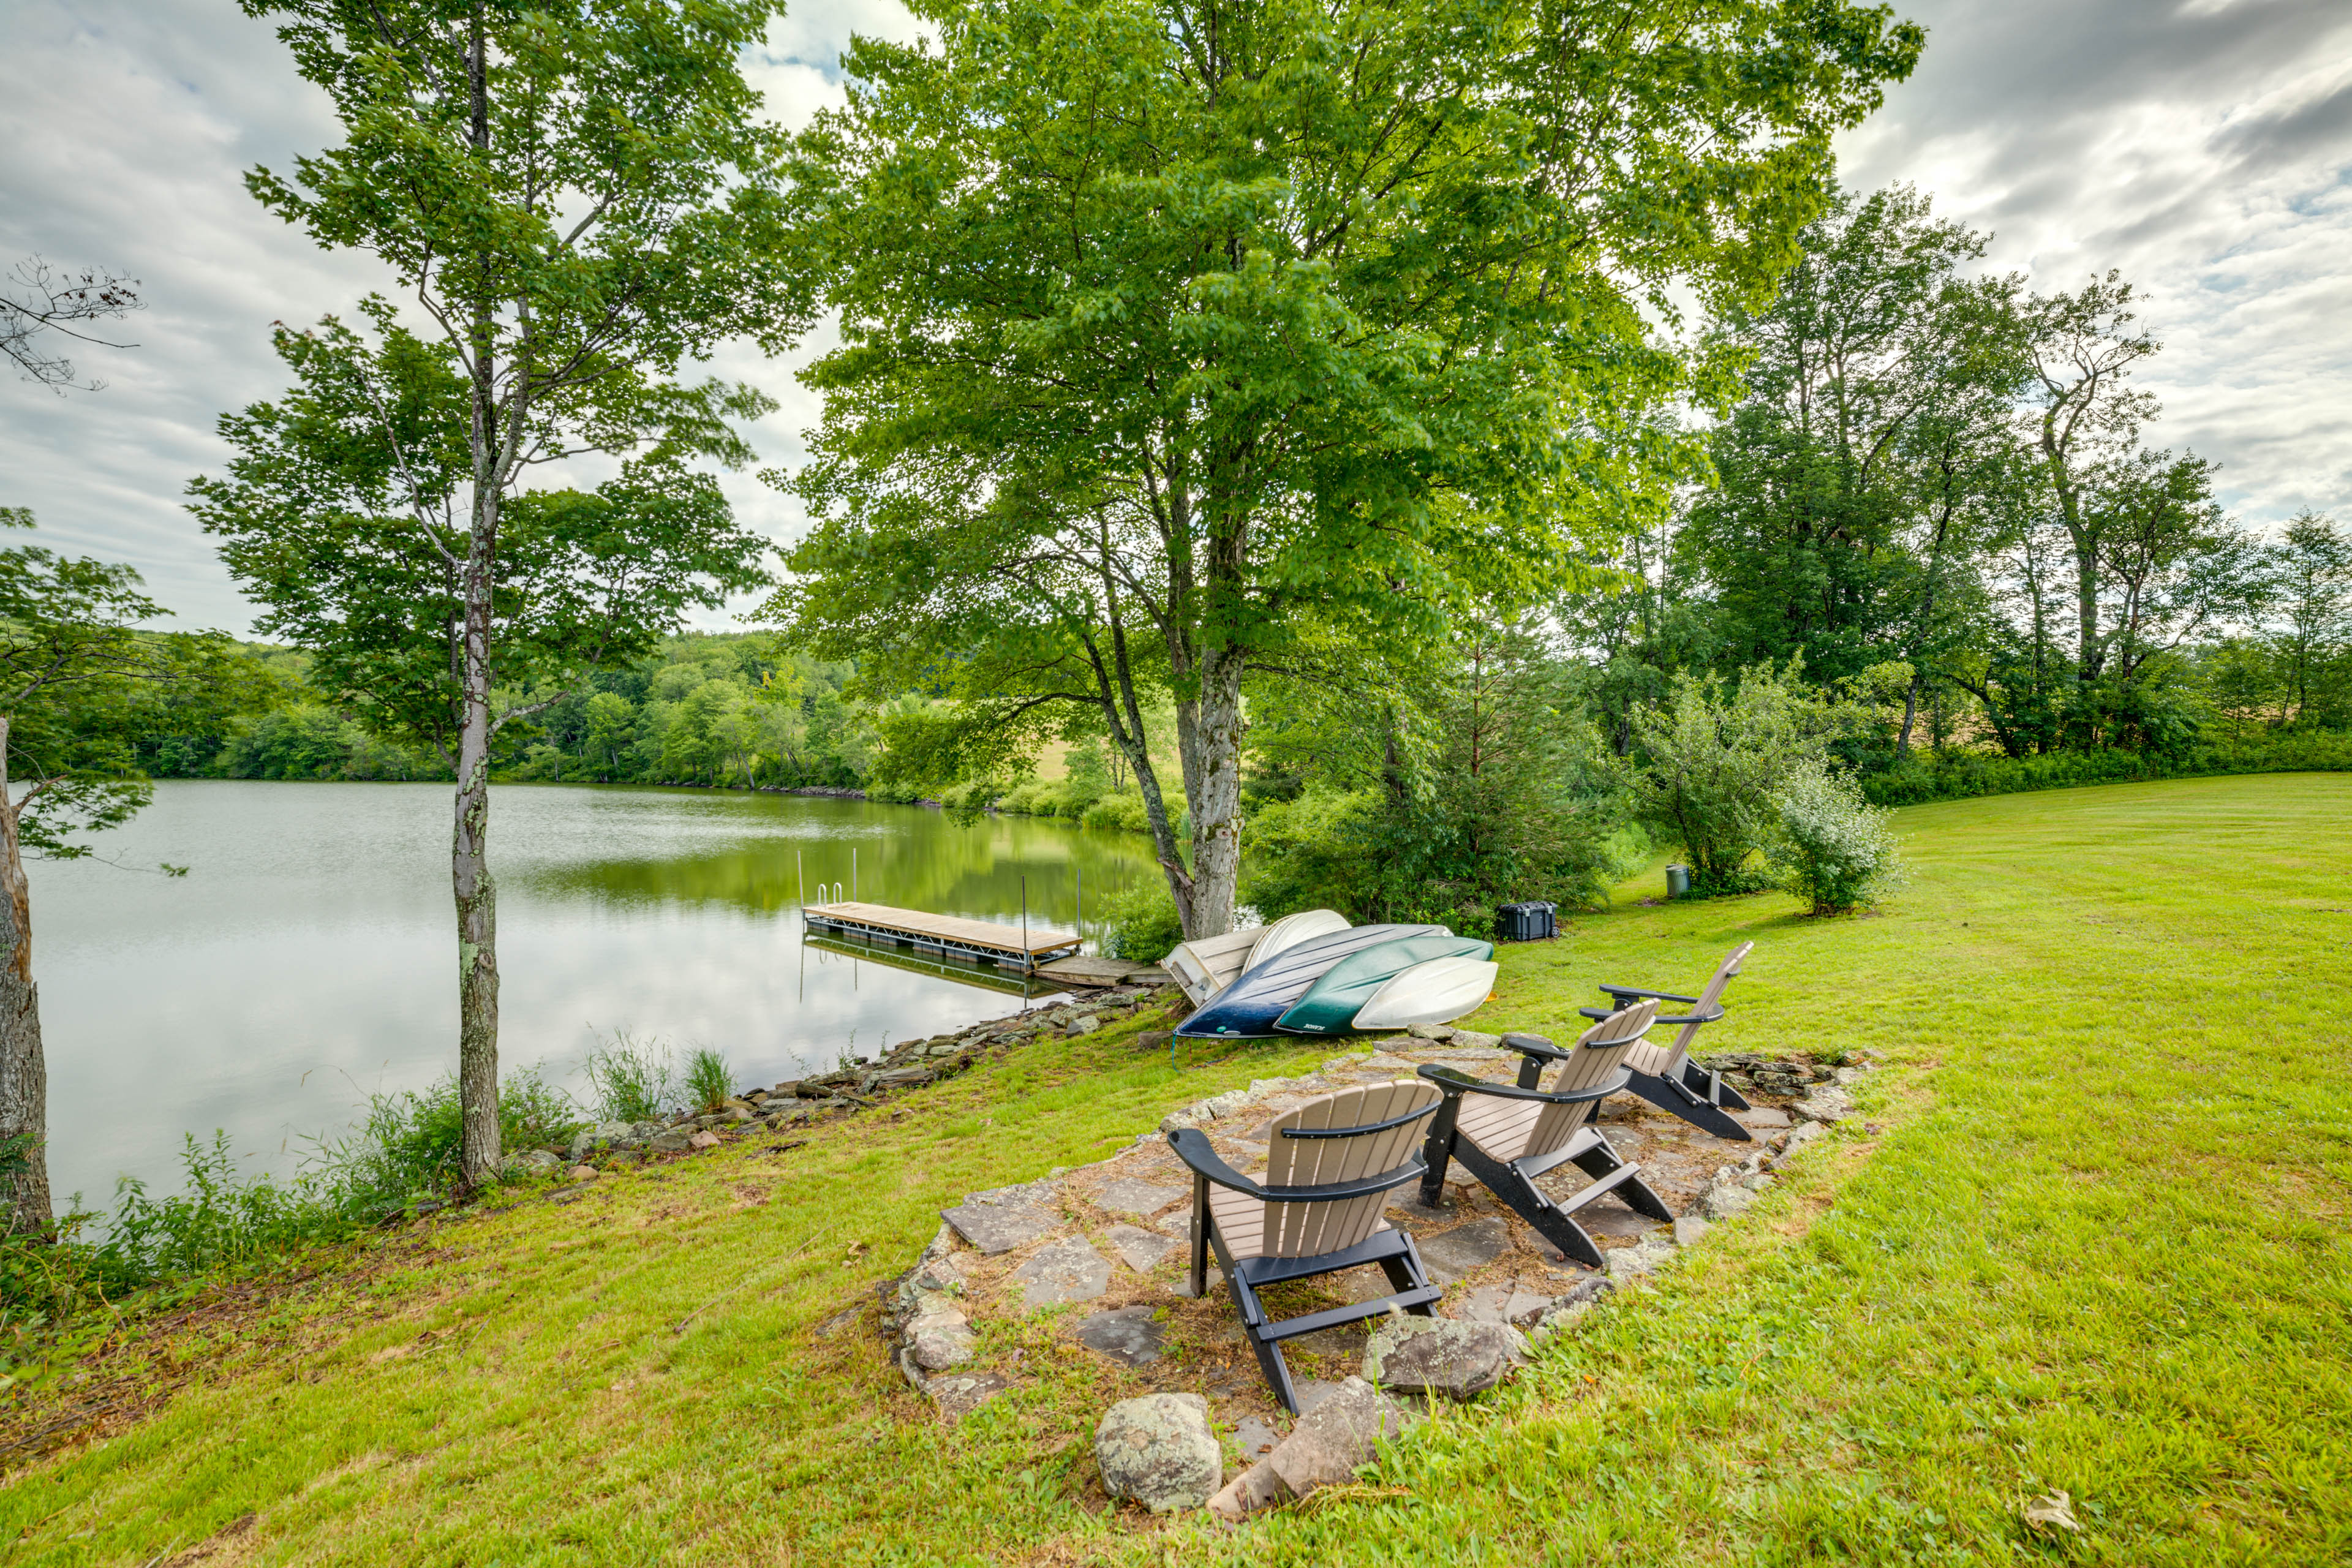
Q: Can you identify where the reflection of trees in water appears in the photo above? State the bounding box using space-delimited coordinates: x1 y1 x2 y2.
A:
521 804 1159 930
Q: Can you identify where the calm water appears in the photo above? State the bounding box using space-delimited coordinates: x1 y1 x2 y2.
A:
28 781 1158 1207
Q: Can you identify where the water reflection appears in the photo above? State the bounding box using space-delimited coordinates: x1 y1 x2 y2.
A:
27 781 1159 1204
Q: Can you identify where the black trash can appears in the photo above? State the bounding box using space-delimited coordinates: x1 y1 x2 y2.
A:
1494 900 1557 943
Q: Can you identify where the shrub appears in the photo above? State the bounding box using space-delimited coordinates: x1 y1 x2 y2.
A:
1634 658 1838 894
684 1046 734 1110
1766 762 1905 914
581 1031 677 1123
1860 732 2352 807
1099 878 1185 962
315 1064 585 1219
100 1134 353 1285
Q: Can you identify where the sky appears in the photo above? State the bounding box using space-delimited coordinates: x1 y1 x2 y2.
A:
2 0 2349 636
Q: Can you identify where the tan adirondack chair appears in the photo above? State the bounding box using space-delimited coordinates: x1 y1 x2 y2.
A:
1582 941 1756 1141
1415 1002 1674 1268
1169 1080 1444 1412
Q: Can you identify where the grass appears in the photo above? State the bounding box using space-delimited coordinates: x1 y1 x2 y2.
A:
5 775 2350 1564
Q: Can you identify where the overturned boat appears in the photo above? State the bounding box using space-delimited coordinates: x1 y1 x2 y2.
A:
1174 922 1448 1038
1273 933 1495 1035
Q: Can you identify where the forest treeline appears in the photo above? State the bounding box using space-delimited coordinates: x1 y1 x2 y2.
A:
141 633 875 790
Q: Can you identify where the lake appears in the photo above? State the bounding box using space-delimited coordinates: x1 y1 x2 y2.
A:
26 781 1159 1208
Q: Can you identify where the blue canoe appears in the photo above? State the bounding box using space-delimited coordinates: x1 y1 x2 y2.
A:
1174 923 1449 1039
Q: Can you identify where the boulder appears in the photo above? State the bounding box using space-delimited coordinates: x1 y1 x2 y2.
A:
1264 1377 1417 1498
1361 1317 1527 1400
566 1164 597 1182
1790 1085 1856 1125
687 1130 722 1151
1696 1180 1757 1221
1095 1393 1221 1514
505 1149 561 1175
904 1306 976 1373
1207 1460 1291 1522
649 1128 695 1153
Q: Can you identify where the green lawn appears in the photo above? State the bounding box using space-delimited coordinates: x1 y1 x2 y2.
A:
5 775 2348 1566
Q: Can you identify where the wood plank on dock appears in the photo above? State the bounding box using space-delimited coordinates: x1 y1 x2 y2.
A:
802 901 1081 963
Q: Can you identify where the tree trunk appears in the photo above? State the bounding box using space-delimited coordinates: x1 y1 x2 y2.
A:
1177 643 1246 940
453 519 502 1191
0 718 53 1237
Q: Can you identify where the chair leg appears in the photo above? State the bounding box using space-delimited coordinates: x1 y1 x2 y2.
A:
1228 1275 1303 1414
1419 1093 1462 1207
1450 1141 1605 1268
1682 1058 1751 1111
1623 1069 1752 1142
1188 1173 1210 1297
1565 1133 1675 1224
1376 1232 1440 1317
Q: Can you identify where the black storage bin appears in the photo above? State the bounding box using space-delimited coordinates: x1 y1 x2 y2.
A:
1494 900 1556 943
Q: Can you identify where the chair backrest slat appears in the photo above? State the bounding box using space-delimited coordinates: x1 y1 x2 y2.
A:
1519 1000 1657 1159
1654 941 1752 1074
1261 1081 1436 1258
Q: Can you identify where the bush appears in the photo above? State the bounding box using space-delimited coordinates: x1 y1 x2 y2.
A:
315 1064 585 1219
99 1134 353 1285
684 1046 734 1110
1765 763 1905 914
1861 732 2352 807
581 1031 677 1123
1634 658 1836 894
1099 878 1185 962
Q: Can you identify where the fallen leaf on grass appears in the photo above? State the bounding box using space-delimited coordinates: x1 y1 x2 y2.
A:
2024 1490 2081 1534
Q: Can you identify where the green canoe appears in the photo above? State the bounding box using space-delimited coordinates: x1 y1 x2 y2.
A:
1273 933 1496 1035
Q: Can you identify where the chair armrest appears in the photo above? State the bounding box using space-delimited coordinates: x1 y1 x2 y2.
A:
1166 1129 1424 1203
1599 984 1700 1006
1416 1063 1626 1106
1655 1005 1725 1027
1498 1031 1569 1063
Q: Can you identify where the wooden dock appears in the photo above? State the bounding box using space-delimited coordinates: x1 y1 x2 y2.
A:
801 900 1081 973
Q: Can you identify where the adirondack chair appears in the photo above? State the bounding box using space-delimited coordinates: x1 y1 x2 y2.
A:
1582 941 1755 1141
1412 1003 1675 1269
1168 1081 1445 1413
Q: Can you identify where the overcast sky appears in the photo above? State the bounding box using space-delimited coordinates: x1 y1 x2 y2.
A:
3 0 2348 635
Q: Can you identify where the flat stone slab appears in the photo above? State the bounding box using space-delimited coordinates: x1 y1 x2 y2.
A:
1231 1415 1282 1460
942 1181 1064 1254
1011 1235 1112 1308
1452 1283 1555 1328
1076 1305 1166 1366
928 1370 1009 1422
1735 1106 1792 1128
1418 1216 1511 1283
1106 1223 1178 1273
1097 1178 1186 1218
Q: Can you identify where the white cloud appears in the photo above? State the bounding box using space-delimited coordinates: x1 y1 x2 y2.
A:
2 0 2345 636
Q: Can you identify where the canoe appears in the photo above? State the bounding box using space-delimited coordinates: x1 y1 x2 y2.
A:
1351 954 1501 1031
1175 923 1449 1038
1163 927 1262 1007
1273 934 1496 1035
1242 908 1351 974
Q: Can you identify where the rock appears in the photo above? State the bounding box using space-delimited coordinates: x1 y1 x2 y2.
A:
1095 1393 1221 1513
1011 1236 1112 1308
925 1042 963 1057
1735 1106 1792 1129
1097 1178 1186 1218
1264 1377 1417 1498
1067 1015 1101 1035
771 1080 802 1097
1207 1460 1291 1521
1776 1121 1827 1162
1833 1065 1867 1087
874 1067 936 1087
1362 1316 1528 1400
1672 1216 1713 1248
1134 1030 1174 1054
905 1307 977 1372
1526 1276 1613 1343
1416 1216 1510 1283
1230 1415 1282 1461
1790 1086 1856 1125
1447 1029 1502 1050
1075 1305 1166 1366
1106 1223 1178 1273
927 1370 1009 1422
1453 1283 1555 1329
1697 1181 1757 1221
1407 1023 1457 1042
1605 1235 1677 1281
505 1149 561 1175
941 1181 1065 1254
649 1128 695 1154
687 1130 722 1151
567 1164 597 1182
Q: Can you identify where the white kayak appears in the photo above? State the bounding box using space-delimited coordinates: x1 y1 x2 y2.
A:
1242 908 1351 974
1351 954 1500 1030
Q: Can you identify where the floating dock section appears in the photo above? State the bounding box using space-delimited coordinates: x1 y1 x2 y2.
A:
801 900 1080 973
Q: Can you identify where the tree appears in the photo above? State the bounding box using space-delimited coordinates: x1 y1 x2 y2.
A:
1 256 143 392
771 0 1923 938
1632 657 1834 892
1 511 230 1234
196 0 802 1188
2267 510 2352 728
